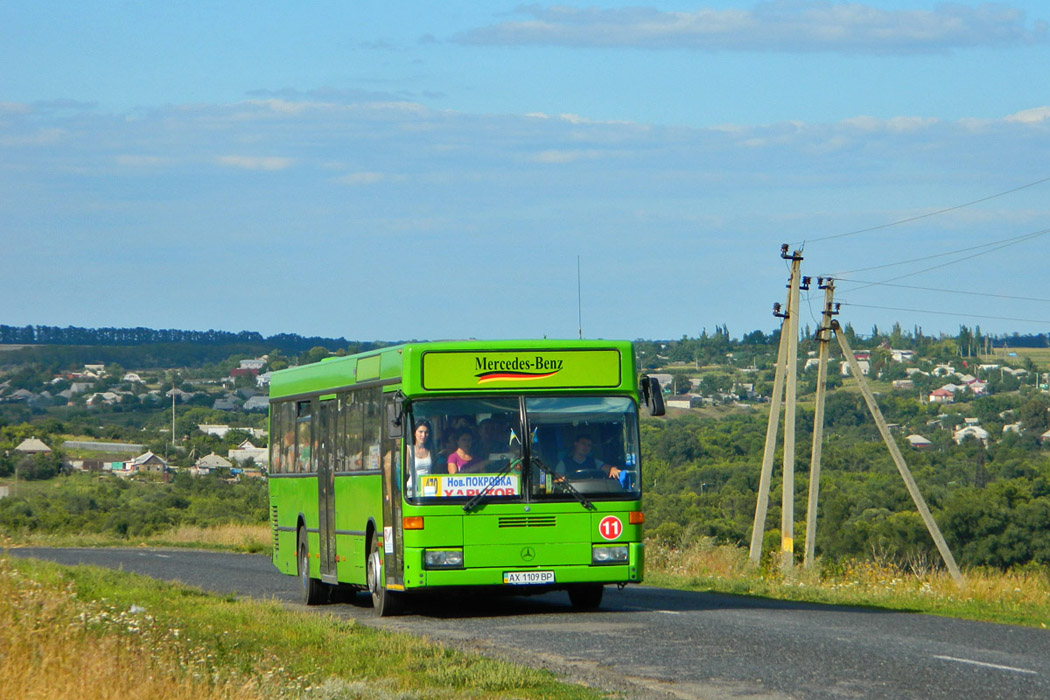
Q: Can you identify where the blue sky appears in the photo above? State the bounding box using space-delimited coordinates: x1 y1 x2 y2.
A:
2 1 1049 343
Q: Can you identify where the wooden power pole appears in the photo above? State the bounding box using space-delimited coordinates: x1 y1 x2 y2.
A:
831 320 965 588
749 246 803 569
803 279 836 569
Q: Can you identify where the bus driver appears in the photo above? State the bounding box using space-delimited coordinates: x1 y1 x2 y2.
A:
556 434 621 480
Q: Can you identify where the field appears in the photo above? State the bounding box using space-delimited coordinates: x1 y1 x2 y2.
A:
985 347 1050 364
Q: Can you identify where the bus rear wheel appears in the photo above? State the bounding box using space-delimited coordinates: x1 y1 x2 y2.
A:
297 530 326 606
367 537 402 617
568 584 604 610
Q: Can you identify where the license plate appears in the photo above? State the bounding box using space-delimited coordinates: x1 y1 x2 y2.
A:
503 570 555 585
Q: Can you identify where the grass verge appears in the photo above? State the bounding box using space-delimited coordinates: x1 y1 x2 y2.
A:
0 552 603 700
645 539 1050 629
5 523 272 553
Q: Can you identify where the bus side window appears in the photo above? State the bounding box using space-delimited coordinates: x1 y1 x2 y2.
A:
346 391 364 471
280 402 295 475
363 387 381 471
268 403 282 475
296 401 312 474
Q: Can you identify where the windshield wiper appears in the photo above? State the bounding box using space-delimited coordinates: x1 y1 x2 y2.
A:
462 458 523 513
531 457 594 510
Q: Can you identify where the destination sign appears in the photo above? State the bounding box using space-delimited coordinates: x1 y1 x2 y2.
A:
419 474 520 498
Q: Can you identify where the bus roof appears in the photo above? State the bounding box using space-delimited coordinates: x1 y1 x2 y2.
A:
268 339 637 401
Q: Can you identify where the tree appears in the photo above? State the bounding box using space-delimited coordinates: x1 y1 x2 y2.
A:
299 346 332 365
17 452 62 480
1018 394 1050 436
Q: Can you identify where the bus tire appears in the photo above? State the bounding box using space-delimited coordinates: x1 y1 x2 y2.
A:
568 584 604 610
297 530 326 606
367 536 402 617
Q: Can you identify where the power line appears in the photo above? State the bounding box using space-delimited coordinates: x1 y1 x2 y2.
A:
799 174 1050 244
833 279 1050 304
835 226 1050 276
836 226 1050 293
839 302 1050 327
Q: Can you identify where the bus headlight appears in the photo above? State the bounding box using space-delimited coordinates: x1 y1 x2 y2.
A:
424 549 464 569
592 546 629 564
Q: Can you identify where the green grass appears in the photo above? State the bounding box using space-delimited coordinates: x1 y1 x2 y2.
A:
2 553 605 700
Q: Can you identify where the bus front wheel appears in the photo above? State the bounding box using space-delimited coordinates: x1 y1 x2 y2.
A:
568 584 604 610
297 530 326 606
367 537 402 617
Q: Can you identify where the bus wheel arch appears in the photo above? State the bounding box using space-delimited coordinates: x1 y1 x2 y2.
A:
296 523 326 606
366 523 402 616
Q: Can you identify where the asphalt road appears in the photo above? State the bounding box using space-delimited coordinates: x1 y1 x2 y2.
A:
11 547 1050 700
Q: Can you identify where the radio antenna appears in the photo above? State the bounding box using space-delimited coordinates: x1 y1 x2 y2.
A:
577 255 583 339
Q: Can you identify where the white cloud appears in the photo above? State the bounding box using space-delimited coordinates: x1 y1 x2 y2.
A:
336 171 402 185
1005 106 1050 123
528 149 605 163
456 3 1048 54
0 102 31 115
215 155 294 171
0 127 66 146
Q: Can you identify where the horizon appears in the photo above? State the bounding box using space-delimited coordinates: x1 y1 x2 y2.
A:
2 321 1048 347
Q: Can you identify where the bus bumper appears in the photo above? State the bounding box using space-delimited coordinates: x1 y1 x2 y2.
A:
402 541 644 589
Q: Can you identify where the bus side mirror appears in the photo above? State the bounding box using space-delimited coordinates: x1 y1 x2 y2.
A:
385 393 405 439
641 375 665 416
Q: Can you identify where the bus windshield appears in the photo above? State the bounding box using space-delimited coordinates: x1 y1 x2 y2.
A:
404 396 640 502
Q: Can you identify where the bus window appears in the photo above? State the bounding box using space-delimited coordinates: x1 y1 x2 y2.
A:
525 396 640 498
268 402 284 474
296 401 312 474
404 397 522 500
344 391 364 471
277 402 296 475
362 387 382 471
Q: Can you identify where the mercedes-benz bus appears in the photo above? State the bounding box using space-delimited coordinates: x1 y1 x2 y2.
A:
267 339 664 615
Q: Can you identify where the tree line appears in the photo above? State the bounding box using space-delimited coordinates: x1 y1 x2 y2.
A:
0 324 370 354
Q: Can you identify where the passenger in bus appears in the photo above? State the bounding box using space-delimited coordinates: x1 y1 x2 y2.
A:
477 417 511 458
556 434 621 480
407 420 435 484
449 415 476 432
446 429 489 474
435 428 457 472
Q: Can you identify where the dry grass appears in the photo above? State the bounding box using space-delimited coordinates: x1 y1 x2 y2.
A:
0 556 262 700
149 523 271 550
644 538 1050 627
9 523 272 553
1 551 600 700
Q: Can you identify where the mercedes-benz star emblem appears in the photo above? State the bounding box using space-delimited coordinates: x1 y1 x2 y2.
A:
520 546 536 561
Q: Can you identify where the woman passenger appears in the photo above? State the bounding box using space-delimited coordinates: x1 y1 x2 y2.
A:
407 420 435 491
446 429 489 474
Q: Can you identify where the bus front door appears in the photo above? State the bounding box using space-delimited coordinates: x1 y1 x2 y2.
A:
381 394 404 590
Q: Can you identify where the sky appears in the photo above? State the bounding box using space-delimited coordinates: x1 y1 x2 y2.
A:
2 1 1049 343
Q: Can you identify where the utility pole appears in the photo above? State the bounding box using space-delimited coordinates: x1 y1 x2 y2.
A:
831 320 965 588
749 245 802 567
170 380 176 465
780 252 805 576
804 278 838 568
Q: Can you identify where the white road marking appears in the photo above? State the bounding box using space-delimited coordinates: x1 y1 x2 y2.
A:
933 655 1038 675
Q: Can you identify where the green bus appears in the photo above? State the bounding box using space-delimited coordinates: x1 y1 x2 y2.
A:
267 339 664 615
